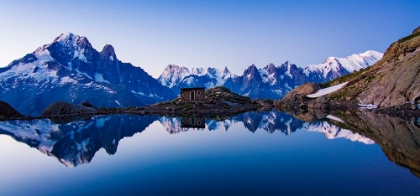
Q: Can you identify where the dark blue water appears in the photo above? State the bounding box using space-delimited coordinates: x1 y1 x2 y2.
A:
0 111 419 195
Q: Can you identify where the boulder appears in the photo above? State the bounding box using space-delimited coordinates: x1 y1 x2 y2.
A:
81 101 95 108
274 83 320 109
41 102 97 116
0 100 23 119
281 82 320 102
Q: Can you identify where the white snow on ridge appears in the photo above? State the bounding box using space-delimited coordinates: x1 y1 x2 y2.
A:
303 51 383 77
259 68 277 85
0 49 58 82
60 76 77 85
158 64 232 88
306 82 348 98
158 64 191 88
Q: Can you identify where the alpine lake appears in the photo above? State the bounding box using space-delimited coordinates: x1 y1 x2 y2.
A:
0 109 419 195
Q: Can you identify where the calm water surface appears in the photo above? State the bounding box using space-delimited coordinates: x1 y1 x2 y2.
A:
0 110 419 195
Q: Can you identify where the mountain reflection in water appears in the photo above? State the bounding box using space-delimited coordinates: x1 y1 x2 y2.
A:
0 110 418 180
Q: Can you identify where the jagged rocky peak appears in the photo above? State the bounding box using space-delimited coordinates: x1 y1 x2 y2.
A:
282 61 293 67
53 32 91 48
223 66 230 73
101 44 116 59
163 64 189 73
160 64 190 78
265 63 276 69
244 64 258 75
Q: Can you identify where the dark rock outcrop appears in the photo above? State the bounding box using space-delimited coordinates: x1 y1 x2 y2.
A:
0 100 23 119
41 102 97 116
81 101 95 108
273 82 319 109
142 86 261 116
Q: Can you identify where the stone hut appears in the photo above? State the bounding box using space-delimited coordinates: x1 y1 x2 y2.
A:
180 87 205 101
181 117 205 128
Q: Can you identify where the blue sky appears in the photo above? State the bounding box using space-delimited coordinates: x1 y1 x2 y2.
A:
0 0 419 77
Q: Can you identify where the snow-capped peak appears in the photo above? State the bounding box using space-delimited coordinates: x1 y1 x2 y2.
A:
53 32 89 47
158 65 233 88
191 67 206 76
158 64 191 88
54 32 75 42
303 50 383 77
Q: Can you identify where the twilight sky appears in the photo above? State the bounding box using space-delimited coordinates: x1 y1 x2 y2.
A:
0 0 418 77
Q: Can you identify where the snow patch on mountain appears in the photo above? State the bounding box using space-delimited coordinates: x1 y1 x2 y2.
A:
306 82 348 98
0 51 58 83
94 73 110 84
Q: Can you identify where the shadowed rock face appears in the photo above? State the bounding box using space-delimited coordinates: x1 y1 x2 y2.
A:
0 101 23 119
329 110 420 178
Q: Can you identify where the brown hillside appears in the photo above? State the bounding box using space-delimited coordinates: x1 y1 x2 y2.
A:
325 26 420 108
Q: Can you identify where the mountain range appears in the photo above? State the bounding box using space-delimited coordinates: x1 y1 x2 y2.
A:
158 51 382 99
0 32 382 115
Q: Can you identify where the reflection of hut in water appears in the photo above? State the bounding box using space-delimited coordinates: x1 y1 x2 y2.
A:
181 117 205 128
180 87 205 101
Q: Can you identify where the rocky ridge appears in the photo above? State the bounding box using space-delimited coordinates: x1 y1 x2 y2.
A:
275 26 420 115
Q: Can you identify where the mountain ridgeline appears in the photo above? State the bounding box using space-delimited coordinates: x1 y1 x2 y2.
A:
158 51 382 99
0 32 382 115
0 33 177 116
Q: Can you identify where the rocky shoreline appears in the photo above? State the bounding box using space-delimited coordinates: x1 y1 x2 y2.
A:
0 86 273 121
